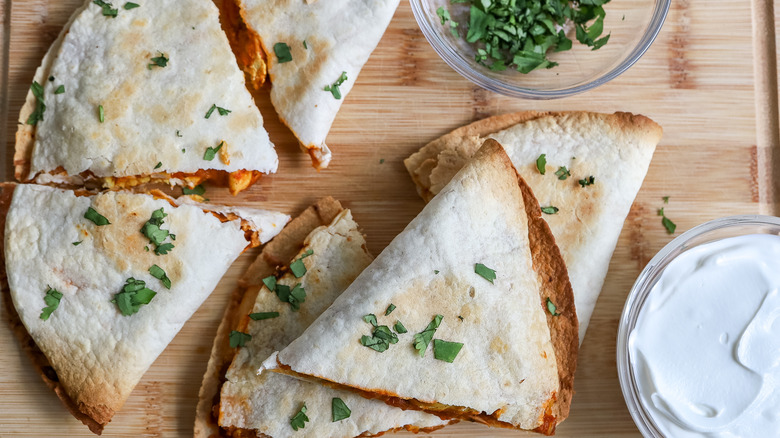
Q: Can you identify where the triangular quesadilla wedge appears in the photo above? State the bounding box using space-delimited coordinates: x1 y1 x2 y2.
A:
224 0 401 168
15 0 278 194
405 111 662 343
265 139 578 434
195 197 449 437
0 183 287 434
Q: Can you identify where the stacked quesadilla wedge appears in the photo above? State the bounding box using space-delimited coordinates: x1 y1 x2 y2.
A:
405 111 662 343
195 197 448 437
15 0 278 194
0 183 289 434
264 140 579 434
224 0 401 168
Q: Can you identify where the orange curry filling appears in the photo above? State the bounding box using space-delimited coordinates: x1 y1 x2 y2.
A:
219 0 267 89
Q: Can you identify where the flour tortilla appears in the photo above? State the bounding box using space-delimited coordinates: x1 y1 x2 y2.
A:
194 198 447 437
267 140 578 433
2 184 263 434
236 0 400 169
15 0 277 193
405 111 662 343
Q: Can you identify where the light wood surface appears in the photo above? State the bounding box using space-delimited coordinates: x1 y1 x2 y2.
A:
0 0 773 436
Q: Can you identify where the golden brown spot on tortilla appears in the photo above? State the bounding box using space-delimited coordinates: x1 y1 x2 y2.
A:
490 336 509 354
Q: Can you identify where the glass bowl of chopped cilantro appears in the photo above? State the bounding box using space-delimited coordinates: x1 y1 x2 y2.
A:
411 0 670 98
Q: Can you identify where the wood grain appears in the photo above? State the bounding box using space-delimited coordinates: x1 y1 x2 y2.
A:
0 0 771 436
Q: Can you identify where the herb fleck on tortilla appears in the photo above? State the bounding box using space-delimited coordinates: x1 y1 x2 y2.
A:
289 249 314 278
332 398 351 422
112 278 157 316
413 314 443 357
536 154 547 175
149 264 171 289
148 52 169 69
250 311 280 320
26 81 46 126
40 287 63 320
546 297 560 316
229 330 252 348
394 320 408 334
361 324 399 352
54 85 65 95
324 71 348 99
98 105 105 123
205 104 231 119
433 339 464 363
274 42 293 63
555 166 571 180
474 263 496 283
93 0 118 17
290 403 309 431
72 241 82 246
541 206 559 215
363 314 378 327
385 303 396 315
84 206 111 226
262 275 277 292
203 141 224 161
140 208 176 255
123 2 139 9
578 176 595 187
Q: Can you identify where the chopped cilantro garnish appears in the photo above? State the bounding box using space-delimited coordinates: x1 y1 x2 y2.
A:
474 263 496 283
229 330 252 348
205 104 231 119
149 264 171 289
140 208 175 255
40 287 63 320
93 0 118 17
72 241 82 246
385 303 396 315
433 339 464 363
113 278 157 316
413 314 442 357
546 297 560 316
54 85 65 95
303 40 308 49
98 104 105 123
262 275 277 292
394 320 407 334
434 270 440 274
536 154 546 175
436 6 460 38
154 162 162 170
657 206 677 234
541 206 559 215
363 314 378 326
182 185 205 196
324 71 348 99
332 398 351 422
148 52 169 69
360 324 399 352
274 283 306 311
176 129 183 137
555 166 571 180
663 196 670 204
124 2 139 9
203 141 224 161
289 249 313 278
84 206 111 226
250 311 280 320
290 404 309 431
274 42 293 63
579 176 595 187
26 81 46 126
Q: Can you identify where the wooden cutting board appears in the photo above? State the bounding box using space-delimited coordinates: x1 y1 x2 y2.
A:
0 0 775 436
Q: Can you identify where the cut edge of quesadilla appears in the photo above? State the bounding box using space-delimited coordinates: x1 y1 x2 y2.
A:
15 0 277 195
194 196 346 437
0 183 284 434
269 139 578 434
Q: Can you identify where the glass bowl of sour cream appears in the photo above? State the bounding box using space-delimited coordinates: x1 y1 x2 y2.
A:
617 215 780 437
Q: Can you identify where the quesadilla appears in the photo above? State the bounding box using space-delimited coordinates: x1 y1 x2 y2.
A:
195 197 448 437
225 0 401 168
265 140 578 434
15 0 278 194
405 111 662 343
0 183 287 434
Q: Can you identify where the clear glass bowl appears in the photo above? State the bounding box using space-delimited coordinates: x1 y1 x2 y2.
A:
616 215 780 437
409 0 670 99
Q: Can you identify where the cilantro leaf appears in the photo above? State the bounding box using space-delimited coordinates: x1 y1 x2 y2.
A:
124 2 139 9
290 404 309 431
148 52 169 69
72 241 83 246
474 263 496 283
98 104 105 123
154 162 162 169
155 243 174 255
40 287 63 320
541 206 559 214
93 0 118 17
149 264 171 289
262 275 277 292
113 278 157 316
182 185 205 196
363 314 378 326
394 320 408 334
536 154 546 175
433 339 464 363
360 324 399 352
26 81 46 125
579 176 595 187
203 141 223 161
413 314 442 357
229 330 252 348
274 42 293 63
205 104 231 119
555 166 571 180
332 398 351 422
140 208 175 255
385 303 396 315
663 196 670 204
546 297 560 316
54 85 65 95
84 207 111 226
324 71 348 99
662 216 677 234
249 311 280 320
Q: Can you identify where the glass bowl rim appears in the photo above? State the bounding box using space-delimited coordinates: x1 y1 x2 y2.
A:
409 0 672 99
616 214 780 437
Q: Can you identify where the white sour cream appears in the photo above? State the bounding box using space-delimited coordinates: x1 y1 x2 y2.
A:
629 234 780 438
